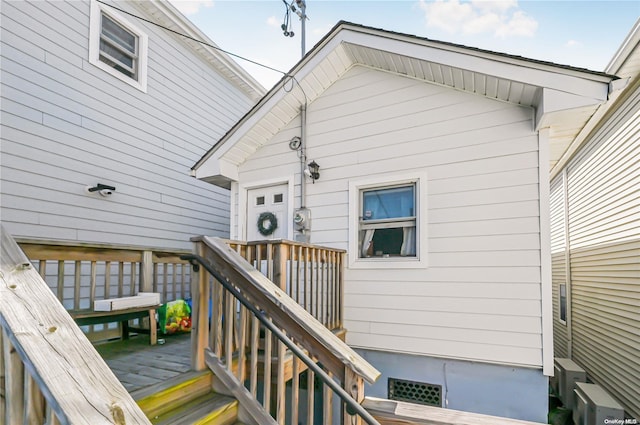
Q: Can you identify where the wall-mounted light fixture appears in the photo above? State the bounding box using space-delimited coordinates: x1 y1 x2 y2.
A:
305 160 320 183
86 183 116 197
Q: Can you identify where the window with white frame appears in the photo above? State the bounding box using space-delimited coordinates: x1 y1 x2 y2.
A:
360 184 416 258
89 1 148 91
349 173 426 268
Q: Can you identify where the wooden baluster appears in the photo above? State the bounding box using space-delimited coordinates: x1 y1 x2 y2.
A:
104 261 111 300
344 368 365 425
320 250 326 326
314 248 320 321
255 244 262 275
250 315 259 398
276 339 286 424
211 279 223 358
56 260 64 303
180 264 186 300
3 330 25 424
339 252 345 329
237 305 247 382
25 372 45 424
306 369 315 425
130 262 136 296
288 244 295 299
45 405 62 425
323 372 333 425
263 326 272 413
273 243 287 292
174 263 178 301
291 357 300 425
303 247 309 311
266 243 273 281
153 263 159 296
73 261 81 310
295 245 302 304
225 289 234 371
89 262 97 309
328 251 335 329
162 263 168 302
117 262 124 298
38 260 46 279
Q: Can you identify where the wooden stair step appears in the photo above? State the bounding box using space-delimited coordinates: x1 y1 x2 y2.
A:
151 392 238 425
134 370 214 419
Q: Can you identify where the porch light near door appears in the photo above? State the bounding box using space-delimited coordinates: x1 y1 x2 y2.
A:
306 160 320 182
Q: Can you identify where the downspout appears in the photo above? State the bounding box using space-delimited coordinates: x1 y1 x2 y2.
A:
300 104 307 208
562 168 573 358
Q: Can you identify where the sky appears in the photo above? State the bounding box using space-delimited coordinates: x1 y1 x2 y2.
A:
167 0 640 89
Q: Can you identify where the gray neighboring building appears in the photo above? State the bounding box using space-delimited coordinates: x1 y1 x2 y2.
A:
1 0 264 249
550 19 640 419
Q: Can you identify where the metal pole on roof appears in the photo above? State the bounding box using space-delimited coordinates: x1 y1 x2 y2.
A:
300 0 306 57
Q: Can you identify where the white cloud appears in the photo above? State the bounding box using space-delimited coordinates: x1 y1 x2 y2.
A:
169 0 214 16
267 16 280 28
419 0 538 38
565 39 582 47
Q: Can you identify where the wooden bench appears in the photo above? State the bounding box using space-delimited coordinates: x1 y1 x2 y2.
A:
71 305 159 345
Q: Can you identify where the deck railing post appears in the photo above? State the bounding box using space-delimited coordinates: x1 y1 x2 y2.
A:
344 367 365 425
140 250 153 294
191 241 210 371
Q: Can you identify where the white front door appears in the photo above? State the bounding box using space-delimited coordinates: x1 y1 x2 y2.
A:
246 184 288 241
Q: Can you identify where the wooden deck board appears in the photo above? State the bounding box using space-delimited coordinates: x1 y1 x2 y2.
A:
95 333 192 394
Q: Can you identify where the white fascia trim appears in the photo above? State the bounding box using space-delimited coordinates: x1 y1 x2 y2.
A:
238 176 295 241
348 172 428 270
89 0 148 92
538 128 554 376
340 29 612 99
194 152 238 183
535 87 605 131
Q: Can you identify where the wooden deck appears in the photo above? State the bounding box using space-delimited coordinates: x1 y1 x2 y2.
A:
95 332 192 393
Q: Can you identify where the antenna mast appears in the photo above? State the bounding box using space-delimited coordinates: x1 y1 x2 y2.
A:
281 0 308 58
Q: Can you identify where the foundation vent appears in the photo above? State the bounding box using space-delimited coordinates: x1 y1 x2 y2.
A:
388 377 442 407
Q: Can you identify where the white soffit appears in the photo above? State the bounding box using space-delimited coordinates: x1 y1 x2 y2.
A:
194 22 615 184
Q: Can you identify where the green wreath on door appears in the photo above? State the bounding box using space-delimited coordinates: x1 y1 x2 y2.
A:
257 212 278 236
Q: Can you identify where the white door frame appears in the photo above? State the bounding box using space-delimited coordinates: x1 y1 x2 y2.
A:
237 176 295 241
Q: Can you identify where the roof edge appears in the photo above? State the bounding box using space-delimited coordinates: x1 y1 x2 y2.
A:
141 0 265 101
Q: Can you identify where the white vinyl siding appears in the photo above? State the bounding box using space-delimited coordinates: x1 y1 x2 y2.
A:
550 80 640 418
236 66 543 367
0 0 255 249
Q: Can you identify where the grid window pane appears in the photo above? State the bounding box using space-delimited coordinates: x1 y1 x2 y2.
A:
362 186 414 220
102 15 136 53
99 13 138 80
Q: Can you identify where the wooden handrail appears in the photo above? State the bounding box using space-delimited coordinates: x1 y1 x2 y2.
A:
183 252 381 425
1 227 151 424
194 236 379 384
17 240 191 341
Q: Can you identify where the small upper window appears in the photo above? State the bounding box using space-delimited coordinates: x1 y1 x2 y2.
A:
89 1 148 91
360 185 416 258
